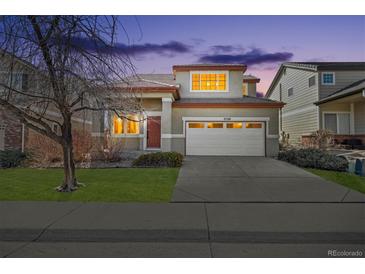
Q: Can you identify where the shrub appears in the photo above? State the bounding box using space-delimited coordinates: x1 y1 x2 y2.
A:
278 148 348 172
133 152 183 167
72 129 93 162
0 150 28 168
102 139 125 162
27 129 93 166
26 131 63 165
303 129 333 149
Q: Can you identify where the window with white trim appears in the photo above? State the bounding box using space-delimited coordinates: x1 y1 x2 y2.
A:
112 114 140 135
323 113 350 134
191 72 228 92
321 72 335 85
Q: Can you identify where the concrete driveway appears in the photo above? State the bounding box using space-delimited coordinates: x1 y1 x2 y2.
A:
172 156 365 202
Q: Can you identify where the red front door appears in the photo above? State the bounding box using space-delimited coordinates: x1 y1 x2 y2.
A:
147 116 161 148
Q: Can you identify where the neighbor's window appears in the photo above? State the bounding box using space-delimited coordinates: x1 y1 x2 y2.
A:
1 72 28 91
207 122 223 128
246 123 262 129
191 73 227 91
188 122 205 128
308 76 316 87
322 72 335 85
287 87 294 97
242 83 248 96
323 113 350 134
227 122 243 129
113 114 140 134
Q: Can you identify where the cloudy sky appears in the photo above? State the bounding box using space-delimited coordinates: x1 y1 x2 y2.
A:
115 16 365 94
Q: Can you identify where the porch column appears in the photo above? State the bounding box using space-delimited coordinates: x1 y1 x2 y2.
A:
161 97 173 152
350 103 355 134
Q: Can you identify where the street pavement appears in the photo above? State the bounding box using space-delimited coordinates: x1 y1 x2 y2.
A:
0 201 364 257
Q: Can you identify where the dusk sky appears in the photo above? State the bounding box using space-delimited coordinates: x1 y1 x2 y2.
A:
117 16 365 94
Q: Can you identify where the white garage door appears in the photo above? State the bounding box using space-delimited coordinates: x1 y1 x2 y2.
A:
186 121 265 156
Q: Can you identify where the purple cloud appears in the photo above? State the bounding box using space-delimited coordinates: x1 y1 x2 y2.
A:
198 48 293 65
69 37 192 56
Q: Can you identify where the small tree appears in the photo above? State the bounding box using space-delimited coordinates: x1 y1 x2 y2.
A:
0 16 142 191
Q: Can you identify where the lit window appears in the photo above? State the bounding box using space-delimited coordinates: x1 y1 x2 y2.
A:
207 122 223 128
191 73 226 91
242 83 248 96
127 115 140 134
192 74 200 90
189 122 205 128
246 123 262 129
227 122 243 129
322 72 335 85
113 115 123 134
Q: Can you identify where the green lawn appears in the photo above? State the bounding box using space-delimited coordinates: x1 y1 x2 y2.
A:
306 169 365 194
0 168 179 202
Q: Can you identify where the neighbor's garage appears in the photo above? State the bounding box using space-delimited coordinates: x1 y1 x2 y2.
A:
186 121 265 156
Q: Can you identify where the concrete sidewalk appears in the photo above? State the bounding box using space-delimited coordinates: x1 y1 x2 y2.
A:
1 201 364 243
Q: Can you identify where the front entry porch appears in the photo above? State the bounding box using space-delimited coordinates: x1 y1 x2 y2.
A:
319 93 365 136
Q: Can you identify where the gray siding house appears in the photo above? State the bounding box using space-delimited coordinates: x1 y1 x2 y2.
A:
266 62 365 144
93 64 284 157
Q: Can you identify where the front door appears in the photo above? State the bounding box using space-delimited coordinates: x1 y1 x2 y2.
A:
147 116 161 148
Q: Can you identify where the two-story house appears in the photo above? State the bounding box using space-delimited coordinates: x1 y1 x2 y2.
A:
0 51 92 152
92 64 284 156
266 62 365 144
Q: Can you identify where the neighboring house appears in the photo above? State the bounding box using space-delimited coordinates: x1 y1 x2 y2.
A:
0 53 92 152
92 64 284 156
266 62 365 144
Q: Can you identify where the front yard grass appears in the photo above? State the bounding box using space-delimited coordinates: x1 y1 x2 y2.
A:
306 169 365 194
0 168 179 202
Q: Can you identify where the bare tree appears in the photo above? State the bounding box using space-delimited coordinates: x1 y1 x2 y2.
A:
0 16 142 192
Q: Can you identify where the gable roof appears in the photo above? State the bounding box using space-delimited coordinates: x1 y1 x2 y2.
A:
315 78 365 105
266 62 365 98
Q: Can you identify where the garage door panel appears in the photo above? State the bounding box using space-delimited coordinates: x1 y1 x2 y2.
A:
186 121 265 156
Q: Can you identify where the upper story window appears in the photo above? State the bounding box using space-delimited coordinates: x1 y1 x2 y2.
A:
308 75 316 87
191 71 228 92
0 72 28 91
321 72 335 85
287 87 294 97
242 83 248 96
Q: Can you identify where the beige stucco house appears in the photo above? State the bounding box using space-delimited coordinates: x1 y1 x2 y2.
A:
266 62 365 145
93 64 284 157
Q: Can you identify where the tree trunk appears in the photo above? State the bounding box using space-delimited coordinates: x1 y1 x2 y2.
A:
56 117 79 192
56 142 78 192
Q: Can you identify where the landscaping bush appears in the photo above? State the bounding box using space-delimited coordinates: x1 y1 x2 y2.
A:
133 152 183 167
278 148 348 172
0 149 28 168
